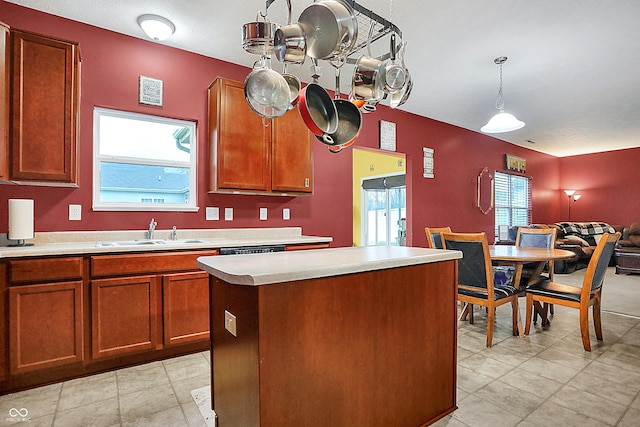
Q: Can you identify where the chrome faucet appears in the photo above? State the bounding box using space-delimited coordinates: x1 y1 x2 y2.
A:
148 218 157 239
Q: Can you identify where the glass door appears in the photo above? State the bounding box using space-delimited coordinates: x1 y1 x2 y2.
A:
362 177 406 246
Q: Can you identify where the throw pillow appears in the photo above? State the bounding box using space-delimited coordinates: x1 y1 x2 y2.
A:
565 235 591 247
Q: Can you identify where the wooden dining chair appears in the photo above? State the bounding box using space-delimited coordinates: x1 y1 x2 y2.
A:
516 227 557 321
425 227 451 249
524 232 621 351
442 232 519 347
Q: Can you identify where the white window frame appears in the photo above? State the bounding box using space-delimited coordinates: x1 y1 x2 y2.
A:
494 171 531 237
93 107 198 212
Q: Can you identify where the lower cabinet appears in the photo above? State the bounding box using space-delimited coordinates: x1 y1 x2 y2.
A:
163 271 210 347
91 275 160 359
9 280 83 374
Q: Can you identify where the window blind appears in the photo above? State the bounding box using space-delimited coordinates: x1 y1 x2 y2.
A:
494 171 531 236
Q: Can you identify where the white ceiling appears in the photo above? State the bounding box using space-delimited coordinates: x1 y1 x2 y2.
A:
8 0 640 157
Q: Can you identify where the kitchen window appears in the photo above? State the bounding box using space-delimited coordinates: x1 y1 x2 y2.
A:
93 108 197 211
494 171 531 236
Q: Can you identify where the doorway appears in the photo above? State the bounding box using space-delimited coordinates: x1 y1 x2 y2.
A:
362 175 406 246
352 148 406 246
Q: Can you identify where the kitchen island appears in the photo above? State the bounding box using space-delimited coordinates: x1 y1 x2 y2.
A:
197 246 462 427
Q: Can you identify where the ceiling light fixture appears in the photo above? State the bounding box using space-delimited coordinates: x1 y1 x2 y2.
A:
481 56 525 134
137 14 175 41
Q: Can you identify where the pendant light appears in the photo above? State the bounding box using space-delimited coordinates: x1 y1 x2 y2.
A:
137 14 176 41
481 56 525 133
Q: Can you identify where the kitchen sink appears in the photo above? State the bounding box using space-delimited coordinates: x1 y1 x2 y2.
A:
95 239 209 247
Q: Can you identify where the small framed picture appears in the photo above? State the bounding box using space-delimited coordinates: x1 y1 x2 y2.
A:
139 75 163 107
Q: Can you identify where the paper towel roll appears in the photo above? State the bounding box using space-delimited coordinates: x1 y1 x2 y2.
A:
8 199 34 241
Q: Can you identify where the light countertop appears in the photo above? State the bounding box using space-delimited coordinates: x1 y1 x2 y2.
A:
0 227 332 258
197 245 462 286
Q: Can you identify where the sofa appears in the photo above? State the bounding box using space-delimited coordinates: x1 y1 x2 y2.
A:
528 222 623 274
614 222 640 274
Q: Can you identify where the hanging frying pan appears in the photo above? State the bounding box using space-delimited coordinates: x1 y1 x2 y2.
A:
317 61 362 148
298 83 339 144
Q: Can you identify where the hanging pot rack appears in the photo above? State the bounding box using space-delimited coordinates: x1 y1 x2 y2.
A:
263 0 402 64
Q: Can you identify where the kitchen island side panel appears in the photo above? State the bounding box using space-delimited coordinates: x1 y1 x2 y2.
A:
211 260 457 427
211 277 260 426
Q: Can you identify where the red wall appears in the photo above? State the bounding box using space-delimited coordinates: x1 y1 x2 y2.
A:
1 3 635 248
558 147 640 227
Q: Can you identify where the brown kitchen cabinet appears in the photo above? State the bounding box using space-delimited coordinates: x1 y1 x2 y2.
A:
208 77 313 194
90 250 214 359
10 29 80 185
7 257 84 375
0 21 9 181
91 275 160 359
163 271 210 347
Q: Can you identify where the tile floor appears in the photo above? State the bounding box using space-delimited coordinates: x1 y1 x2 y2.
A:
0 278 638 426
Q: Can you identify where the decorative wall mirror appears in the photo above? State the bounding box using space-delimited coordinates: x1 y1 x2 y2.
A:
477 167 494 215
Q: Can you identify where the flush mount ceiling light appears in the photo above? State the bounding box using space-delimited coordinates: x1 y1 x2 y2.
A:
481 56 525 134
137 14 175 41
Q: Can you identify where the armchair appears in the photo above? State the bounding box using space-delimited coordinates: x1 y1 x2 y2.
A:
614 222 640 274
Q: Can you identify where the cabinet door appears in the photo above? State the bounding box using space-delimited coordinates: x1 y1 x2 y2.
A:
272 108 313 193
11 30 80 184
0 22 8 180
163 271 210 347
91 275 159 359
9 281 83 374
208 78 270 192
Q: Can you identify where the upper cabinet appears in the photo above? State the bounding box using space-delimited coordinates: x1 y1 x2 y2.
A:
0 22 9 181
207 77 313 195
10 30 81 186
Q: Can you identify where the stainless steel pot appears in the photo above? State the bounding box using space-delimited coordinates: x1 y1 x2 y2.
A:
281 63 301 109
352 55 386 101
351 23 386 102
298 0 357 61
383 34 407 94
389 42 412 108
242 13 278 56
274 0 306 64
244 56 291 118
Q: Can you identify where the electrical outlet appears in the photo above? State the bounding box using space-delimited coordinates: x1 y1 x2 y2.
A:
206 207 219 220
283 208 290 220
224 310 237 337
69 204 82 221
224 208 233 221
259 207 267 221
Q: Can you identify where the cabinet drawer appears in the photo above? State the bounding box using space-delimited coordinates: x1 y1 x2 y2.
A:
91 250 216 278
9 257 83 284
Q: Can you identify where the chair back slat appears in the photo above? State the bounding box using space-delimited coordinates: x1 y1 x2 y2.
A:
518 233 552 248
431 233 444 249
516 227 556 249
585 233 620 293
443 235 489 289
425 227 451 249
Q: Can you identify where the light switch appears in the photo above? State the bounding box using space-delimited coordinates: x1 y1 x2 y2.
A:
283 208 290 220
206 207 219 221
224 310 237 337
259 207 268 221
224 208 233 221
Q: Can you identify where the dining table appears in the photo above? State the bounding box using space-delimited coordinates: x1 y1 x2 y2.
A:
465 245 576 333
